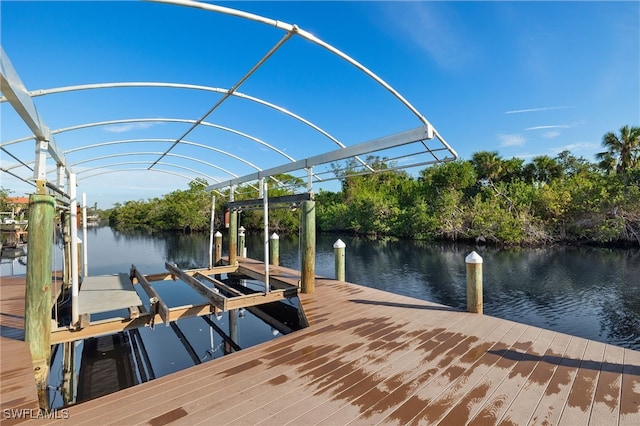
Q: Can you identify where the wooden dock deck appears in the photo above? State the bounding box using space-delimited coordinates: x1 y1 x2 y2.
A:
2 259 640 425
0 276 43 422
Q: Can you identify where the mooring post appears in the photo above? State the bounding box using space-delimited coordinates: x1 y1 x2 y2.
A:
228 209 238 266
238 226 246 258
25 193 55 409
333 239 346 281
466 251 483 314
61 341 75 406
270 232 279 266
229 309 238 353
300 200 316 293
214 231 223 266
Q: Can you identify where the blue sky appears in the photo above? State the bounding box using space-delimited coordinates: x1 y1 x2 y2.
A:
1 1 638 208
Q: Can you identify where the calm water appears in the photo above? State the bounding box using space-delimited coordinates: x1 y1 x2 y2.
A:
2 227 639 407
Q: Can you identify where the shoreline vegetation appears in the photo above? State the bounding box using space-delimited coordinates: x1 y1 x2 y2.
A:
5 126 635 248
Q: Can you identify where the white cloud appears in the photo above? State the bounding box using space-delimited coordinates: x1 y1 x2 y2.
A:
103 122 158 133
550 142 599 154
542 131 561 139
525 125 571 131
380 2 474 71
499 134 526 147
505 106 574 114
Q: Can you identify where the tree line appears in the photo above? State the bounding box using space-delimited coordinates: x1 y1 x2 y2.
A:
105 125 640 246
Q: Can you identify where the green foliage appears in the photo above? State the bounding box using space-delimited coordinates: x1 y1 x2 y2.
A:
108 126 640 246
313 125 640 246
0 187 12 213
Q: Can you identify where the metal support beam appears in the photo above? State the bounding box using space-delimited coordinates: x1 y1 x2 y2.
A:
69 173 80 326
263 179 270 294
0 46 70 173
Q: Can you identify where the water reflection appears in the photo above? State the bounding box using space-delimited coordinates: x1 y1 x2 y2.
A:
70 228 640 351
245 233 639 350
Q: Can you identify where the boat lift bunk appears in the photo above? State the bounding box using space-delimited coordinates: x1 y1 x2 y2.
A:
53 262 299 344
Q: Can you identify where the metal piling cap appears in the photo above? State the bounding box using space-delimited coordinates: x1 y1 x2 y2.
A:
333 239 346 249
465 251 483 264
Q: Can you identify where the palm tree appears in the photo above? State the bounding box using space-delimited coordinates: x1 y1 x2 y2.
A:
596 125 640 175
471 151 504 183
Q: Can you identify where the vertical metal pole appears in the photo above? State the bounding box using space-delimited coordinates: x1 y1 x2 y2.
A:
69 173 80 326
208 194 215 269
301 199 315 293
229 186 237 266
82 192 88 278
263 179 270 294
306 167 313 193
333 239 346 281
57 165 65 191
33 140 48 194
25 193 54 409
466 251 483 314
270 232 279 266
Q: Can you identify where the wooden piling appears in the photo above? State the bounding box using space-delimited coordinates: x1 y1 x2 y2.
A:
333 239 346 281
24 193 55 409
228 309 238 354
300 200 315 293
214 231 223 266
466 251 483 314
228 210 238 266
270 233 279 267
238 226 246 258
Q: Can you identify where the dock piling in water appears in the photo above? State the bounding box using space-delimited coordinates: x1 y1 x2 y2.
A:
333 239 346 281
24 193 55 409
466 251 483 314
301 200 315 293
214 231 223 266
270 232 279 266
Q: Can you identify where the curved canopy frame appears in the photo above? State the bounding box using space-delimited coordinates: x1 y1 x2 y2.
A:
1 0 458 202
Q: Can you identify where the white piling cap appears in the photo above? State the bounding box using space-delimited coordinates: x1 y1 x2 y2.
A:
465 251 483 264
270 232 279 240
214 231 222 237
333 239 346 249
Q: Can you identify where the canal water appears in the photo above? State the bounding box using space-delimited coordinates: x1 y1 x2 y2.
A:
2 226 639 407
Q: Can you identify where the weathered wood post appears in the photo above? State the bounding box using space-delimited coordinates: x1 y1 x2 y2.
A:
25 193 55 408
214 231 223 266
334 239 346 281
228 209 238 266
61 341 75 405
238 226 246 258
300 200 316 293
270 232 279 266
466 251 483 314
229 309 238 354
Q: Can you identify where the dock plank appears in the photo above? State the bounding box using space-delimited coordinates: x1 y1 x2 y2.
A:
557 339 607 425
3 260 639 426
0 276 41 422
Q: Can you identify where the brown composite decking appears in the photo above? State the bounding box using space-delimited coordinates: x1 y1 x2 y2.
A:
0 276 41 423
3 260 640 425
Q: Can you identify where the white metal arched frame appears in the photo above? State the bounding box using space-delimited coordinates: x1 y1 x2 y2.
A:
151 0 457 155
76 160 218 183
0 82 348 149
1 117 294 162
